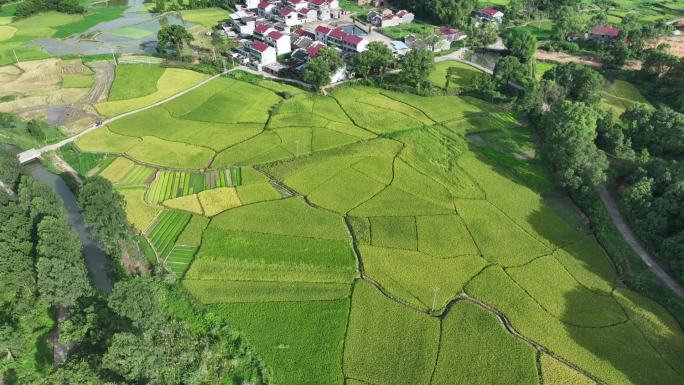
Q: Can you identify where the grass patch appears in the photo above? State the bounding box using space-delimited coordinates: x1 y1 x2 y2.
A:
119 187 162 233
540 355 595 385
197 187 241 216
165 245 196 277
52 6 127 38
176 214 209 247
344 280 440 385
429 61 481 89
180 7 227 27
431 301 539 385
108 64 165 101
146 209 192 258
212 299 349 385
185 280 351 302
58 143 105 174
61 74 94 88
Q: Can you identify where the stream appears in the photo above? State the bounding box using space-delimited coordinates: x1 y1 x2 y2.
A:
29 165 113 293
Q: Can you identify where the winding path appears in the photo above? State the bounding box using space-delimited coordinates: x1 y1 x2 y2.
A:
598 187 684 299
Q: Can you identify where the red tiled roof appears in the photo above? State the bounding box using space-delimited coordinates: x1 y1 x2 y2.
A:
310 0 326 5
315 25 332 35
481 7 499 16
307 42 325 57
280 7 294 15
343 34 363 45
290 0 304 3
437 26 459 35
258 1 271 8
251 41 271 52
589 25 620 37
294 28 307 35
298 7 312 14
329 27 347 39
396 10 409 17
268 30 285 40
254 24 271 34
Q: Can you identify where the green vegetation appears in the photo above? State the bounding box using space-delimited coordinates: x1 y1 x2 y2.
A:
52 5 126 38
214 300 349 385
165 245 196 276
61 73 94 88
146 209 191 258
175 214 209 247
146 168 235 204
119 187 162 233
108 64 165 101
432 301 539 385
344 281 440 385
180 7 226 27
58 143 106 174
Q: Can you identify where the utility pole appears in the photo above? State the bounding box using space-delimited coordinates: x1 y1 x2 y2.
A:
12 49 20 67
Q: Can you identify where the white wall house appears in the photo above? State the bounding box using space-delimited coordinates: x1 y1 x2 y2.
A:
258 1 275 17
265 30 292 55
250 40 277 66
243 0 260 9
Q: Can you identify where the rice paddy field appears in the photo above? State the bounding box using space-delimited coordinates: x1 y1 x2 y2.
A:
77 66 684 385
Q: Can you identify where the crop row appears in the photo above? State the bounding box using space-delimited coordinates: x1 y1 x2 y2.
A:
165 246 197 277
120 165 155 185
146 168 240 204
147 210 192 258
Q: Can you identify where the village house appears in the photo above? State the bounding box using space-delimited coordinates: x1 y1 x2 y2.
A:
286 0 308 11
436 26 467 42
265 30 292 55
298 7 318 23
477 7 504 23
276 7 300 26
229 10 257 36
587 26 621 42
257 1 275 17
309 0 341 21
367 9 414 28
253 24 275 40
249 40 278 67
315 25 368 53
242 0 260 9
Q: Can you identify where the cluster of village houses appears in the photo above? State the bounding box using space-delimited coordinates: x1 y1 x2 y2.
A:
223 0 630 78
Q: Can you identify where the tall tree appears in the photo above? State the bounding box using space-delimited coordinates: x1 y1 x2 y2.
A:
78 176 128 256
157 25 194 55
0 148 20 192
543 62 605 104
433 0 478 26
542 101 608 194
505 29 537 64
352 41 394 82
399 48 434 89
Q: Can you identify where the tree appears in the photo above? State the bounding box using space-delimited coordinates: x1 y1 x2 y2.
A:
467 20 498 48
399 48 434 89
36 217 92 307
505 29 537 64
303 57 332 90
433 0 477 26
0 147 20 191
352 41 394 82
157 25 193 55
78 176 128 256
542 101 608 194
493 56 532 92
303 47 342 90
543 62 604 104
595 109 632 157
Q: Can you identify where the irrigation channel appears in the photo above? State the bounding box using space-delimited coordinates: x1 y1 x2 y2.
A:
30 163 114 294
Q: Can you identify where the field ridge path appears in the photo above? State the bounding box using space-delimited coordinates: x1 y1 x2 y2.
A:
598 186 684 300
17 69 233 164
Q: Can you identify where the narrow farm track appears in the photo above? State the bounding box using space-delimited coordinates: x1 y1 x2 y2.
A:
598 187 684 300
16 69 234 164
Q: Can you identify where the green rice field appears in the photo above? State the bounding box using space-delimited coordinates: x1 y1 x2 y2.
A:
88 64 684 385
146 209 191 259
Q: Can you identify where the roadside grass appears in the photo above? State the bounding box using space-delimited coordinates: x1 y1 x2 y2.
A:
431 301 539 385
108 64 165 101
344 280 440 385
118 187 162 233
212 299 350 385
146 209 191 258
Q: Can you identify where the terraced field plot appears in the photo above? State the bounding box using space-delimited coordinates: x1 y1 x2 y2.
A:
92 68 684 385
146 168 236 204
165 246 197 277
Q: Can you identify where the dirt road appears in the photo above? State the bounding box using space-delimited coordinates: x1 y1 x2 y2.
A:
598 187 684 300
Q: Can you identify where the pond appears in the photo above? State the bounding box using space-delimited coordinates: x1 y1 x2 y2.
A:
25 0 194 56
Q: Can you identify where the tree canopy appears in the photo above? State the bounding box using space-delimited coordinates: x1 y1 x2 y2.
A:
399 48 435 89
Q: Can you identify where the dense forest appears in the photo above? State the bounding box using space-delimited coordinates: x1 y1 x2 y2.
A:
0 149 271 384
13 0 84 19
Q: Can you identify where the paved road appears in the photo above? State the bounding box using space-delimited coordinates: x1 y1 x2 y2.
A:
599 186 684 300
18 69 231 164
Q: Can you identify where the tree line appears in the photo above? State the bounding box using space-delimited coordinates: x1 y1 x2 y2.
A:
14 0 84 19
0 148 271 384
